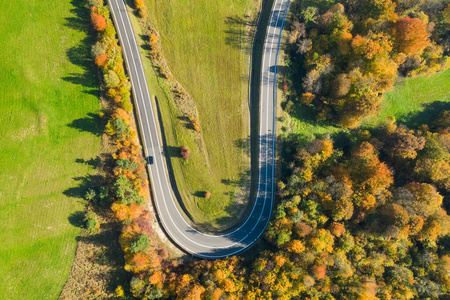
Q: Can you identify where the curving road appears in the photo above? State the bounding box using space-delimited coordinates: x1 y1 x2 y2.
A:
108 0 290 258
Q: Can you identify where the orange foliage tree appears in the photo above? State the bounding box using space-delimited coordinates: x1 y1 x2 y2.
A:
95 53 108 67
90 13 107 31
393 16 430 55
311 265 327 280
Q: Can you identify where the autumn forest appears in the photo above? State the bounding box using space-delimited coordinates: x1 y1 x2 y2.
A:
79 0 450 299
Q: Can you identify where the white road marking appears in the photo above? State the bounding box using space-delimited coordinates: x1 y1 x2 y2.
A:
108 0 290 258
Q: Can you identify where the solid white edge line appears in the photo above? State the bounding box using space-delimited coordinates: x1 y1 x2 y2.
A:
108 0 289 258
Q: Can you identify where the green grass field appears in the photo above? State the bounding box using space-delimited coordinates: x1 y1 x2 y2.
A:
137 0 259 230
362 68 450 127
285 69 450 144
0 1 100 298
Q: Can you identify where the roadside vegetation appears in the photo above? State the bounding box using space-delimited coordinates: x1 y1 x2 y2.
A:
124 0 450 299
0 1 101 298
135 0 262 230
61 1 179 298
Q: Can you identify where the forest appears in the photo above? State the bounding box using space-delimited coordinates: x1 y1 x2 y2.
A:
83 0 450 299
128 116 450 299
284 0 450 128
125 0 450 299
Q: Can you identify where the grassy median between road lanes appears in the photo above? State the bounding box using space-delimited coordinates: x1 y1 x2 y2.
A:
0 1 100 298
128 0 262 230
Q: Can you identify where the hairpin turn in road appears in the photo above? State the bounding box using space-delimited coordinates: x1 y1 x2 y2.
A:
108 0 290 258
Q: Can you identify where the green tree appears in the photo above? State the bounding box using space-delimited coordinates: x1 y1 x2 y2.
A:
104 70 120 88
112 117 131 138
85 188 96 202
130 233 150 254
114 175 145 206
84 211 99 231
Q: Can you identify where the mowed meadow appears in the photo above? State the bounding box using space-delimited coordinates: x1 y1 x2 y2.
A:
0 0 100 298
143 0 259 230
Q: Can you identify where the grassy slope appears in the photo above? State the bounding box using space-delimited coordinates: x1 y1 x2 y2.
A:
0 1 100 298
285 69 450 143
140 0 257 230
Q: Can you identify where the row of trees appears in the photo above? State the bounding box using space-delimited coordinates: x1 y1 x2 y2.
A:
284 0 450 128
86 0 167 285
84 0 450 299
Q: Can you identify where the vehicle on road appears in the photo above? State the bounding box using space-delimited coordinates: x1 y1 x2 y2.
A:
108 0 288 257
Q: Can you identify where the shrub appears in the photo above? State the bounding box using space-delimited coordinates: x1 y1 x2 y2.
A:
138 6 148 18
97 186 110 205
149 33 158 44
188 115 200 131
85 211 99 230
134 0 144 9
104 70 120 88
85 188 97 202
180 146 190 160
91 42 106 57
88 0 104 6
120 98 133 112
112 117 131 138
130 233 150 254
115 285 124 297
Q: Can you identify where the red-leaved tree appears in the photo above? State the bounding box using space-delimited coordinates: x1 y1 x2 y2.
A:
180 146 190 160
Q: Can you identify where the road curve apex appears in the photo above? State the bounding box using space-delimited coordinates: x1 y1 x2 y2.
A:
107 0 290 258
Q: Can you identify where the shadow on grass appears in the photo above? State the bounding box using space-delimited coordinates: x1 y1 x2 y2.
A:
398 101 450 129
234 136 251 150
138 34 152 51
177 115 192 130
221 170 251 187
68 211 85 228
193 191 206 198
63 174 104 199
62 0 99 93
224 15 256 54
68 112 102 136
166 146 182 158
75 156 101 169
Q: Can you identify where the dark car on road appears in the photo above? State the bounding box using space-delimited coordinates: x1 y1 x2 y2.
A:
146 156 154 165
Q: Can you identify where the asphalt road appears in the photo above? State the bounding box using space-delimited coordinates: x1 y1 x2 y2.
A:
108 0 290 258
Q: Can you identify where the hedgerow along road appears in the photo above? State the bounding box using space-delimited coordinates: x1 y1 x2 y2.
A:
108 0 290 258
